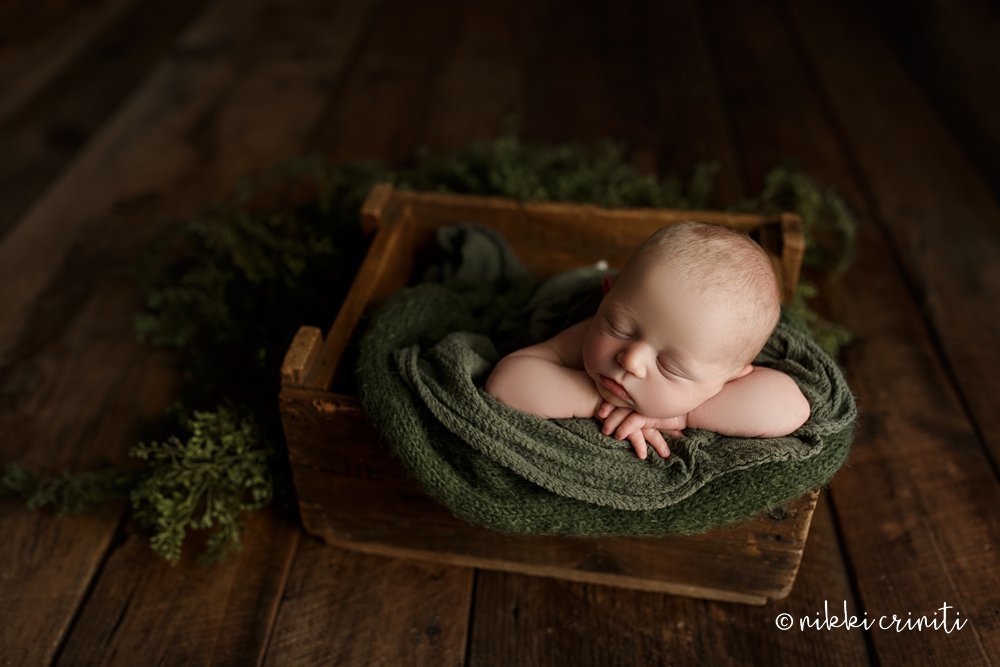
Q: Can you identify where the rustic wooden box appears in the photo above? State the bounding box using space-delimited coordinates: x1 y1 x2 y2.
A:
279 182 816 605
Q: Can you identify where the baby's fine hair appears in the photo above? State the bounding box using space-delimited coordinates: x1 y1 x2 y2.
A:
630 221 782 365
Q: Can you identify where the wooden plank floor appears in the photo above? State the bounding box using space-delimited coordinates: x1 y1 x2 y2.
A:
1 0 997 664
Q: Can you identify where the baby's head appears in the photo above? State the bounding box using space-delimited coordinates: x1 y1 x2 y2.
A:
582 221 781 419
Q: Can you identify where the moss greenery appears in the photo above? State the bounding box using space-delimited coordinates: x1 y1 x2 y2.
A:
0 130 856 564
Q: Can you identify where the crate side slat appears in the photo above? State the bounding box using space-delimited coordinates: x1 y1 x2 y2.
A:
301 213 414 390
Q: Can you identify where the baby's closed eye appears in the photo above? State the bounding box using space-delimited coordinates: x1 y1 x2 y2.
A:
605 319 632 339
656 358 686 379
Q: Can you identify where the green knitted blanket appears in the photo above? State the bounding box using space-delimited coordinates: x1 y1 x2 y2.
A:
356 225 857 535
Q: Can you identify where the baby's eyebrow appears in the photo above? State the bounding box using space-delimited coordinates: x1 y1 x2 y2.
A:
610 300 640 321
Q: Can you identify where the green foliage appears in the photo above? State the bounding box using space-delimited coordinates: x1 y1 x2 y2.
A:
6 129 858 565
786 280 855 356
2 406 272 566
395 133 717 209
131 158 379 408
732 164 857 276
129 405 273 564
730 165 858 354
1 462 138 514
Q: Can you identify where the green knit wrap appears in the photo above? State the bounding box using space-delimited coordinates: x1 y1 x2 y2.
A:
356 225 856 535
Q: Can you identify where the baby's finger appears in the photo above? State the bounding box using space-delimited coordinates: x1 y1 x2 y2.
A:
601 407 631 436
614 412 646 441
645 428 670 459
627 430 648 460
664 430 685 439
597 401 614 419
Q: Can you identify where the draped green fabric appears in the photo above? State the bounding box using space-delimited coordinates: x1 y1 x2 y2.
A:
356 225 856 535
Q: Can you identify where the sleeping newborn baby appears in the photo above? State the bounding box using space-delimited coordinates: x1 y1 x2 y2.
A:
484 221 811 460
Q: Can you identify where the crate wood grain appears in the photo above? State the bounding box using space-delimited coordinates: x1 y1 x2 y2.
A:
279 182 814 605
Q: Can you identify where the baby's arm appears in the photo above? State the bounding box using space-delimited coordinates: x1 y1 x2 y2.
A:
599 367 809 459
687 366 810 437
484 318 602 419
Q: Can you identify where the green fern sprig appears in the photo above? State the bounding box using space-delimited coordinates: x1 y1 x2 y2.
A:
129 405 273 564
1 462 138 514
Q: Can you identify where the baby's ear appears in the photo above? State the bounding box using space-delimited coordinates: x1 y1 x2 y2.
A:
602 274 616 294
734 364 754 380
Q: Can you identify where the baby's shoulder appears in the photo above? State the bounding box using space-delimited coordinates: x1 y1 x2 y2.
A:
545 315 593 369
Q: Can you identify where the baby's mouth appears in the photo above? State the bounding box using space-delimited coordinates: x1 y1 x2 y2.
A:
599 375 632 402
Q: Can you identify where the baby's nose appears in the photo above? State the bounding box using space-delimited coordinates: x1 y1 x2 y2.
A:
616 347 647 379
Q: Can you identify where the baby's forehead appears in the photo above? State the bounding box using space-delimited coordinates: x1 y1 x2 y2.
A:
608 275 740 329
609 266 763 345
629 248 770 296
620 257 741 302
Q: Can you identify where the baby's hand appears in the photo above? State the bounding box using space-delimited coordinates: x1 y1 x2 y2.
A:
596 401 687 460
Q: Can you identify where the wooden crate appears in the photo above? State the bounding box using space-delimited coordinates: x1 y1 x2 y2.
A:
279 182 815 605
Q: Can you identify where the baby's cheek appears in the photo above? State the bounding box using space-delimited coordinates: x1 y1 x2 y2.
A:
580 334 603 373
644 388 676 417
643 381 693 418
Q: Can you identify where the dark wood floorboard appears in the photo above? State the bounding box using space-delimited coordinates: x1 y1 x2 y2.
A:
0 0 132 124
787 0 1000 472
308 0 465 161
641 0 743 207
0 0 996 664
54 507 300 666
264 537 472 666
1 0 379 662
0 0 207 243
866 0 1000 206
417 0 540 154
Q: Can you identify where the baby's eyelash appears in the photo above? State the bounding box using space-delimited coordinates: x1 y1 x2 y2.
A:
657 358 686 378
604 318 632 338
